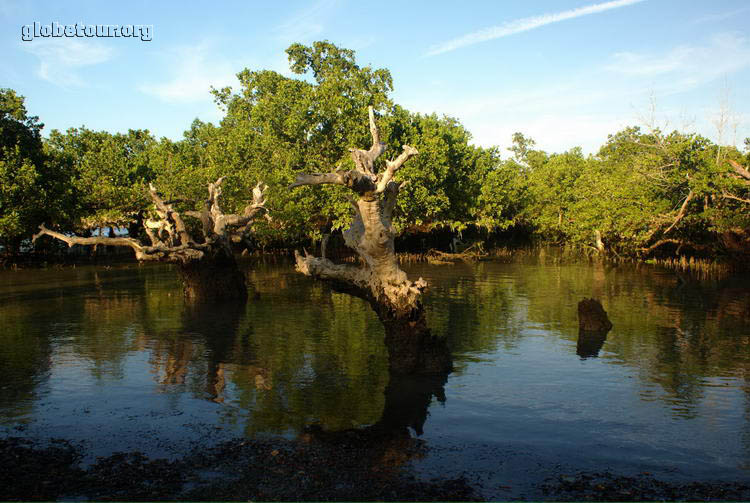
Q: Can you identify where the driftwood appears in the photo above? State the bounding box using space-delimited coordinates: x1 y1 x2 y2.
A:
34 178 268 302
426 242 486 264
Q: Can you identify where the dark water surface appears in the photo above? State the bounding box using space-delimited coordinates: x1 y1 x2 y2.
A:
1 258 749 499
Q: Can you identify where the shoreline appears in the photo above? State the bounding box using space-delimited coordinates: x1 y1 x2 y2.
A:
3 435 750 501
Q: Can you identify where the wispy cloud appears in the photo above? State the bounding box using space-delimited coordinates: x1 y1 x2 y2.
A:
276 0 340 43
139 42 240 104
0 0 29 19
425 0 645 57
606 33 750 93
405 32 750 153
23 39 113 87
691 6 750 25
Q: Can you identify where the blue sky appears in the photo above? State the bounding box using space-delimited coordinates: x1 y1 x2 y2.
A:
2 0 749 154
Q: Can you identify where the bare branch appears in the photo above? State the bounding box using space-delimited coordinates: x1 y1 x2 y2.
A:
210 180 270 235
368 106 381 148
289 169 376 195
149 183 192 245
294 249 366 286
33 177 267 267
375 145 418 194
184 208 212 239
33 224 147 259
663 190 694 235
207 177 226 229
721 191 750 205
383 180 407 227
641 239 709 255
289 170 349 188
366 105 387 166
143 218 167 246
728 160 750 182
250 181 267 209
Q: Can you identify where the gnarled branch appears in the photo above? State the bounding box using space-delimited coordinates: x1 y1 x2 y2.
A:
33 223 144 254
149 183 191 246
375 145 418 194
349 106 387 175
663 190 694 235
290 107 426 320
209 180 269 235
728 160 750 182
289 106 417 198
289 169 376 195
34 177 268 266
721 191 750 205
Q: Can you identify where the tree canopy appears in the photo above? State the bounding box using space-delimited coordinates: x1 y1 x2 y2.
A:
1 42 748 261
0 89 73 252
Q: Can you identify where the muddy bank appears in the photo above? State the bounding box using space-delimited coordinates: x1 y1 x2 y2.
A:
542 471 750 501
0 436 478 501
5 435 750 501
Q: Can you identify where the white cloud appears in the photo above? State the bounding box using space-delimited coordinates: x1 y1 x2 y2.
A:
691 6 750 25
139 42 240 103
399 75 630 154
276 0 340 43
23 38 113 87
470 113 629 154
426 0 646 57
607 33 750 94
0 0 29 19
403 33 750 154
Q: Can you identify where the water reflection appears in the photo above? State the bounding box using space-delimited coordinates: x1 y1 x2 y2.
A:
2 258 750 476
420 260 750 406
303 370 449 472
0 303 52 422
576 329 608 358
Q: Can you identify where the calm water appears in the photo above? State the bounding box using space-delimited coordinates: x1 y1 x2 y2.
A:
1 257 750 498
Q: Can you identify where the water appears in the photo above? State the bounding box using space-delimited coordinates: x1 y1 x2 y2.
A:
1 258 749 498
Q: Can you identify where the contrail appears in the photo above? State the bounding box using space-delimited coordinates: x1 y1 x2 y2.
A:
426 0 646 56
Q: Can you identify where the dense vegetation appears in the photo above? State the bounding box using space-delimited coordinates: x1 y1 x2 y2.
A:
2 41 749 261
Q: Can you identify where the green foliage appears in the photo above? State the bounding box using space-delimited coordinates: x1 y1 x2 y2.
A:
479 126 750 256
204 41 395 243
382 106 496 233
524 147 586 241
46 127 157 229
4 42 749 259
172 41 494 244
0 89 73 253
474 157 526 231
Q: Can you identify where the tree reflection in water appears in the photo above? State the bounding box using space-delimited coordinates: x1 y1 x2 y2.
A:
302 354 451 473
577 329 610 358
150 290 453 472
3 258 750 483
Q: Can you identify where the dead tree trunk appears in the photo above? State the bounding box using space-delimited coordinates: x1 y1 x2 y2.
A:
33 178 268 303
290 107 450 374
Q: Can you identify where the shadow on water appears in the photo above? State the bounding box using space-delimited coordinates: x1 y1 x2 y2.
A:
178 300 250 403
4 258 750 499
304 324 452 439
576 329 609 358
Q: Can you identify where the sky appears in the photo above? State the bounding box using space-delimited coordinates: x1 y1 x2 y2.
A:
2 0 749 155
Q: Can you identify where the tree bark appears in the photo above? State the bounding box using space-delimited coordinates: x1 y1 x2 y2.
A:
34 178 268 303
291 107 449 374
594 229 605 254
